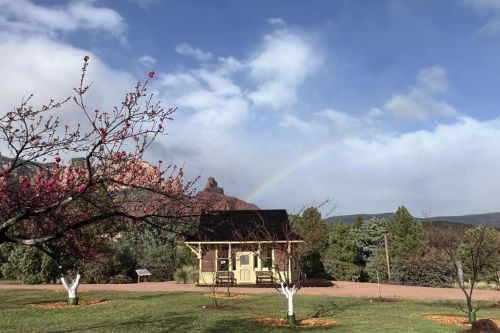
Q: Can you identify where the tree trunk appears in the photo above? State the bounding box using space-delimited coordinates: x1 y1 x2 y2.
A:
466 295 476 323
280 283 297 326
61 273 81 306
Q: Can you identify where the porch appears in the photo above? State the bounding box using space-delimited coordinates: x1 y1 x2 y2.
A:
185 241 302 285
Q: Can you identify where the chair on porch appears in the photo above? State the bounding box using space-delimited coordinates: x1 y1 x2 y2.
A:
215 271 235 285
256 271 274 284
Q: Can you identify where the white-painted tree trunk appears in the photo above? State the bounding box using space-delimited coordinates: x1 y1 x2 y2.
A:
61 273 81 305
280 282 297 325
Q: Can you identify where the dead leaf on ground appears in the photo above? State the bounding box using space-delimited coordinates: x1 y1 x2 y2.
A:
252 317 337 328
425 315 500 327
203 293 249 299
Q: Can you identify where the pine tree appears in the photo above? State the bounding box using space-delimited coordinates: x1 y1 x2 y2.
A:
386 206 423 259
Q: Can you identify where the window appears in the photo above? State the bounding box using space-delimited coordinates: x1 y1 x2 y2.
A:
262 247 273 269
240 255 249 265
216 245 229 271
218 259 228 271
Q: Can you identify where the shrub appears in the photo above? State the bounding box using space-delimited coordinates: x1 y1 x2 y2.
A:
81 251 132 284
174 265 198 284
365 245 454 287
136 243 177 281
0 245 58 284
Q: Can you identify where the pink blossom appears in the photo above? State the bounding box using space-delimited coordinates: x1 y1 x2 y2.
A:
99 128 107 140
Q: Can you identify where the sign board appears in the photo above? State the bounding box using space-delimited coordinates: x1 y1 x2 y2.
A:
136 269 152 277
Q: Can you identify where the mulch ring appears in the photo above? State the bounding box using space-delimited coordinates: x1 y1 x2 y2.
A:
425 315 500 327
252 317 337 328
203 293 250 300
29 299 108 309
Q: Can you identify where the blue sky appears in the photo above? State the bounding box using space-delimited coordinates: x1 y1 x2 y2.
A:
2 0 500 217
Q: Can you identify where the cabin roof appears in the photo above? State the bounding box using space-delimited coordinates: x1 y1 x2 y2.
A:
187 209 301 242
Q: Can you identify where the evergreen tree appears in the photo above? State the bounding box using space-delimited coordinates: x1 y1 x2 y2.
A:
352 217 387 265
321 223 360 281
290 207 328 277
386 206 423 259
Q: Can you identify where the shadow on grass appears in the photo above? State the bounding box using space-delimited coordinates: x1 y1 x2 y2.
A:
307 299 362 319
49 313 197 333
428 299 500 313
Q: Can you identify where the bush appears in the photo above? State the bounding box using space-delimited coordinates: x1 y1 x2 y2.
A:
322 258 361 281
365 245 454 287
117 230 178 282
174 265 198 284
81 251 133 284
0 245 58 284
136 243 177 281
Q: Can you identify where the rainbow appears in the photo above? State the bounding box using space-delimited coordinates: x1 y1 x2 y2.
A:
245 142 336 203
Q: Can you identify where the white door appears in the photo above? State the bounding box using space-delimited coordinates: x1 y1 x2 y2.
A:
236 252 253 283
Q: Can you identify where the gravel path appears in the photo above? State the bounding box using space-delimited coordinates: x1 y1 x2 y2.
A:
1 281 499 301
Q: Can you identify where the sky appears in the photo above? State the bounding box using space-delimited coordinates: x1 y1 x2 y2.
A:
2 0 500 217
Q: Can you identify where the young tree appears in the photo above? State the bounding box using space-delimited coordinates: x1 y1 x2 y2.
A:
0 57 197 247
429 226 500 323
234 214 303 326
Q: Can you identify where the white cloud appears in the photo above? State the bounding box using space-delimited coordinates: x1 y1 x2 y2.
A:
137 54 157 68
0 35 135 136
383 66 458 121
315 108 359 128
159 68 249 130
0 0 126 41
268 17 286 26
247 29 322 109
252 116 500 216
175 43 213 61
279 114 313 132
157 26 323 133
465 0 500 33
416 66 449 93
368 107 383 117
128 0 161 10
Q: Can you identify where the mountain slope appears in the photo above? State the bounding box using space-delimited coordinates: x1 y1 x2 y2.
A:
326 212 500 227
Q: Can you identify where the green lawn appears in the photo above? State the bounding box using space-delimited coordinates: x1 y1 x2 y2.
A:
0 289 498 332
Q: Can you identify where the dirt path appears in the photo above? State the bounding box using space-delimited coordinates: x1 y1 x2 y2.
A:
1 281 499 301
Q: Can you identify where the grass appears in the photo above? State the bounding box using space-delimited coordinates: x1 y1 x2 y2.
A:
0 289 499 332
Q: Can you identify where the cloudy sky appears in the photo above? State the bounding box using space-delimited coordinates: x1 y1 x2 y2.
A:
2 0 500 217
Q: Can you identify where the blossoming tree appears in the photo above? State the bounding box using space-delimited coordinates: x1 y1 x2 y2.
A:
0 57 198 303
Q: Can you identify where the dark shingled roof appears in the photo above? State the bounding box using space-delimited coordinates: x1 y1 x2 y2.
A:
188 209 301 242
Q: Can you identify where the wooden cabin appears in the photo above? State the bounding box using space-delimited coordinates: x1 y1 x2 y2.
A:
185 210 303 285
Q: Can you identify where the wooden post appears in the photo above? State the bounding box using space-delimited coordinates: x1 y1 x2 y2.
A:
228 243 232 271
287 241 292 283
384 234 391 281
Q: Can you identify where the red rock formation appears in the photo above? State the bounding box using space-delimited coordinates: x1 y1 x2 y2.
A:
196 177 259 211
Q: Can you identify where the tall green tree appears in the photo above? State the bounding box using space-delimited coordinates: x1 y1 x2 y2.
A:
290 207 328 278
321 223 360 281
386 206 423 259
352 217 387 265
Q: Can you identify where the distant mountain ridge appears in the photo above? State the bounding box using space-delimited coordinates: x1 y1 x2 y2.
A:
326 212 500 227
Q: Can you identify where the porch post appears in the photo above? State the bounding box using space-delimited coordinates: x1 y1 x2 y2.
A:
287 241 292 282
228 243 232 271
257 242 261 270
